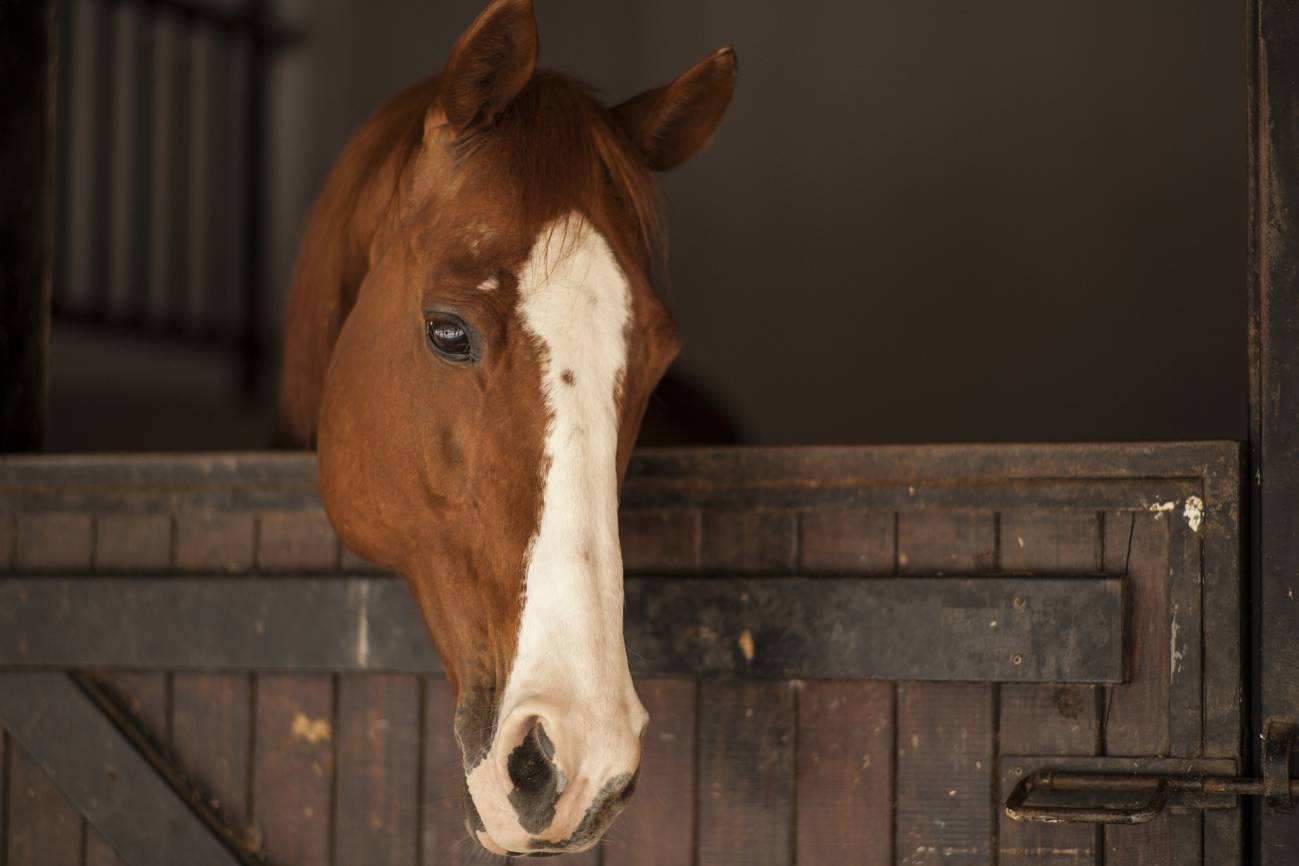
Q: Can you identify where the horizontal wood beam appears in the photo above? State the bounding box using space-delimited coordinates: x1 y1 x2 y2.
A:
0 574 1124 682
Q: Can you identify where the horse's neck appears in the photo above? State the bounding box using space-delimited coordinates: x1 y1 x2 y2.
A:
276 81 435 447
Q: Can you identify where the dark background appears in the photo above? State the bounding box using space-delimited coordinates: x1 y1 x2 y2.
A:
47 0 1247 451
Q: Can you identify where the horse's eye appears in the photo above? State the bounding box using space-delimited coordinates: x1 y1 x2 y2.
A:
426 315 474 361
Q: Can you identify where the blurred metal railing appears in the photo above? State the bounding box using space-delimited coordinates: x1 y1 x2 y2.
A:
52 0 278 395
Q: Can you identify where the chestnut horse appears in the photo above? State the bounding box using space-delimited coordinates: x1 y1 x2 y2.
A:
276 0 735 855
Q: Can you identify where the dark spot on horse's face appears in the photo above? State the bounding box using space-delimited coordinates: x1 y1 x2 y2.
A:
530 771 637 852
439 426 462 467
507 721 561 833
454 688 497 774
560 369 575 386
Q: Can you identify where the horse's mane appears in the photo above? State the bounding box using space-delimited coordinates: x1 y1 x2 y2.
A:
276 71 662 447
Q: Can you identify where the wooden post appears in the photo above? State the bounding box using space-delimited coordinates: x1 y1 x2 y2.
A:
0 0 55 452
1249 0 1299 862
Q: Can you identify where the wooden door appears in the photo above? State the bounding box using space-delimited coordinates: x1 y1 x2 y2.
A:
0 444 1243 865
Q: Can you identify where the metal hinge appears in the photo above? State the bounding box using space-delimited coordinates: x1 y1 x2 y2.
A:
1005 719 1297 825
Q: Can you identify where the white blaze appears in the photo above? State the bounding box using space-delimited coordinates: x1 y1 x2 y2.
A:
465 212 645 849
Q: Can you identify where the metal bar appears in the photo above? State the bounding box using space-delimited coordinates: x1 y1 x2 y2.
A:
0 575 1125 681
0 672 256 866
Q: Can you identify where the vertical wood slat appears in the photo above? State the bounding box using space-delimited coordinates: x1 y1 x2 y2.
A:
1167 518 1203 759
795 681 893 866
697 681 796 866
895 684 994 866
609 679 697 866
334 674 420 866
5 743 83 866
252 675 334 866
419 677 470 866
998 511 1102 866
1103 512 1170 755
1102 512 1174 866
172 674 252 843
896 511 995 866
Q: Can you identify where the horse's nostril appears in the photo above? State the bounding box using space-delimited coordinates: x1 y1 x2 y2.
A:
507 720 558 794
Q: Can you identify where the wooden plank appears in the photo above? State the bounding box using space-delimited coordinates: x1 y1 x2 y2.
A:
1252 0 1299 858
0 673 250 866
897 510 996 573
172 674 252 842
999 687 1099 866
1167 518 1203 758
999 512 1101 573
998 510 1101 865
795 681 893 866
334 674 421 866
250 675 334 866
1102 512 1173 866
0 577 437 672
700 511 797 573
5 742 82 866
896 510 993 866
0 576 1125 682
1000 685 1098 759
620 510 700 573
895 683 993 866
610 679 697 866
697 681 795 866
798 509 895 573
1103 513 1170 756
0 443 1237 504
420 676 481 865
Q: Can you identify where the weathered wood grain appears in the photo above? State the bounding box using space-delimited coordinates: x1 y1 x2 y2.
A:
1103 513 1169 757
795 680 893 866
798 509 895 573
334 674 421 866
251 675 333 866
608 678 697 866
697 681 795 866
5 743 83 866
1102 513 1173 866
895 683 993 866
172 674 252 842
897 510 995 573
998 510 1102 865
999 687 1099 866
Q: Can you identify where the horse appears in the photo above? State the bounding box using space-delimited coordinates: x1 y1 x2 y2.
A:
276 0 736 855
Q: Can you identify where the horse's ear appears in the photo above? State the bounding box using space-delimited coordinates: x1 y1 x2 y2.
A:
614 46 737 172
434 0 538 134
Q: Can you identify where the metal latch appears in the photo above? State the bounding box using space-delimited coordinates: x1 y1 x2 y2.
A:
1005 720 1297 825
